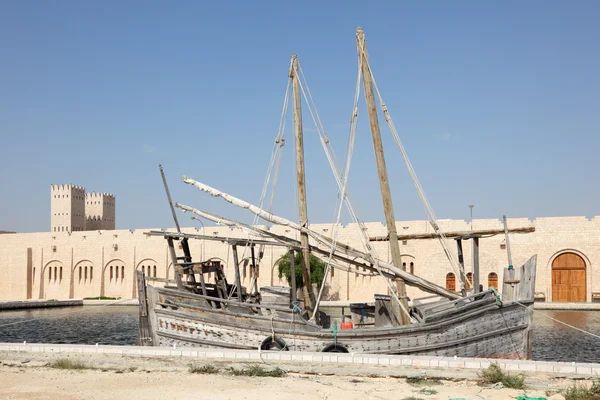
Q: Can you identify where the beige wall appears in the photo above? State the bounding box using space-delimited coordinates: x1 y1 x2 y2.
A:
85 192 115 230
1 216 599 303
50 185 86 233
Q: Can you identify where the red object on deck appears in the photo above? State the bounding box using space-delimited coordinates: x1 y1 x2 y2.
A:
340 322 353 330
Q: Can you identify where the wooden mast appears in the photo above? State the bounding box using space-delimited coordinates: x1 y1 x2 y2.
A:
290 54 315 317
356 27 409 325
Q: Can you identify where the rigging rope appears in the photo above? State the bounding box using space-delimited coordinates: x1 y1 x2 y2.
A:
356 40 465 287
294 60 411 321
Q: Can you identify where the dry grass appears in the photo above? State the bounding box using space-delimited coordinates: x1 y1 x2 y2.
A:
50 359 92 370
228 364 286 377
477 363 525 389
562 379 600 400
188 364 219 374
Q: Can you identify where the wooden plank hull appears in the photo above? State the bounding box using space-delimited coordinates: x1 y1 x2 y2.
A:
140 256 537 360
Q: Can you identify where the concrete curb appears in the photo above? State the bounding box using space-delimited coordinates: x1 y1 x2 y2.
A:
1 342 598 377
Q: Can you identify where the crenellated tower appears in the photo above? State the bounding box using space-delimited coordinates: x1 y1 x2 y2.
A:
85 192 116 230
50 184 86 233
50 185 116 232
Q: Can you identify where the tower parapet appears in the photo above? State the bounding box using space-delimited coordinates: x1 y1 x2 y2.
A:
50 184 86 233
85 192 116 230
50 185 116 232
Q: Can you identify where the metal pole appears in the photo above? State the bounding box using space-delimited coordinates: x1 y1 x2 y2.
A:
469 204 474 231
357 27 409 325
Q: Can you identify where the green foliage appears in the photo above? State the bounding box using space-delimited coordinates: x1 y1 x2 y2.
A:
276 252 326 289
562 379 600 400
418 388 438 395
228 364 286 377
478 363 525 389
188 363 219 374
50 358 91 370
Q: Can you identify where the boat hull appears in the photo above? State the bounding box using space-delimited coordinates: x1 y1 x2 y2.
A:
139 256 537 359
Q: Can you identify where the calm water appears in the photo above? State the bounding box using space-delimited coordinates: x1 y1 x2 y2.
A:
0 306 598 362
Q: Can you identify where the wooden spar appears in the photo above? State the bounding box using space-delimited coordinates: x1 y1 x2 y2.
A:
181 177 368 261
473 237 480 293
159 164 195 287
357 27 409 325
250 246 258 293
290 249 297 305
290 54 315 318
369 226 535 241
232 245 243 302
456 239 467 297
169 205 460 299
503 215 514 270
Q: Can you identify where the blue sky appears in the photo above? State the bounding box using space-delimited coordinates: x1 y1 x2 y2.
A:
1 1 599 233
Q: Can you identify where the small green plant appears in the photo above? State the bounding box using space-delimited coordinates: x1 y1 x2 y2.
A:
418 388 438 395
478 363 525 389
401 397 424 400
562 379 600 400
228 365 286 377
406 377 442 386
50 358 91 370
188 363 219 374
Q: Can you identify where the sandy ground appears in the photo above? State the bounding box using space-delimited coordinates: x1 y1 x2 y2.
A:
0 351 581 400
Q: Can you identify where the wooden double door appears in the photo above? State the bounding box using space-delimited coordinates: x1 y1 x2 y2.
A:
552 252 586 302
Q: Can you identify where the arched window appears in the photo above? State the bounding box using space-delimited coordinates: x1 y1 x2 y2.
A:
121 266 124 280
488 272 498 289
49 267 52 281
110 266 114 280
153 265 157 278
85 266 88 280
410 262 414 275
115 266 119 279
142 265 145 275
90 266 93 281
54 266 58 282
466 272 473 290
446 273 456 291
79 266 82 281
33 267 35 284
59 267 63 282
402 262 406 271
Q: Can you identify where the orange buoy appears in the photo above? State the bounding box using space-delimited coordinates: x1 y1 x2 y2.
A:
340 321 353 330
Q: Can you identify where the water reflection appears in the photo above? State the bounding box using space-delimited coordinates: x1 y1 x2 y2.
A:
0 306 138 345
0 307 599 362
532 310 600 363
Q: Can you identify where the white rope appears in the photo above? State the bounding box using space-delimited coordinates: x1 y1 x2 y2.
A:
311 56 362 320
226 74 291 299
295 60 411 321
356 39 465 287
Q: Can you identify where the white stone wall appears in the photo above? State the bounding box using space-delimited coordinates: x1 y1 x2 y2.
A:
1 216 599 303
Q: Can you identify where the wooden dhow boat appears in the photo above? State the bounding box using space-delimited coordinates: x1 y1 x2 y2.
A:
137 28 537 359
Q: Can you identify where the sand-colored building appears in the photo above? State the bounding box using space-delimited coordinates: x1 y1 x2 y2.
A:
1 215 599 303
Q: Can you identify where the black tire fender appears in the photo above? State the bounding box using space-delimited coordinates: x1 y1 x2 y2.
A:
260 336 288 351
321 343 349 353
